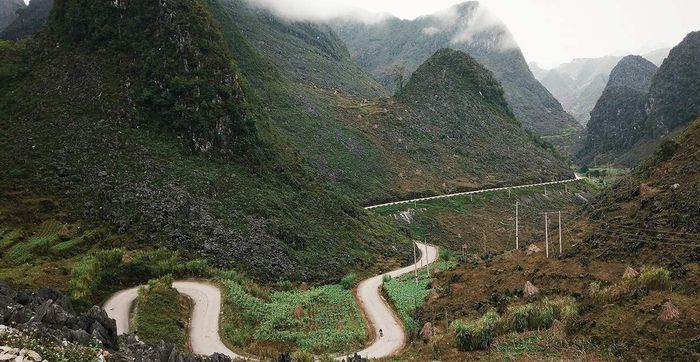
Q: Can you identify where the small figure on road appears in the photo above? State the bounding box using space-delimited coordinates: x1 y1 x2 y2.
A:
379 328 383 338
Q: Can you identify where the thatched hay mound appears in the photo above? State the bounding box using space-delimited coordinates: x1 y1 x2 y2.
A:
658 301 680 322
524 281 539 297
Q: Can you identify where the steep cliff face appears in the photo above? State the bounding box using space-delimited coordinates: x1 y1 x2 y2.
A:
0 0 24 32
644 31 700 137
332 1 582 151
576 55 658 165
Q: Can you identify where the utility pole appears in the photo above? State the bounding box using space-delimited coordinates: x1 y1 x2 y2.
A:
544 185 547 196
558 211 562 255
565 183 568 193
470 194 473 202
413 242 418 282
515 201 519 250
544 212 549 258
508 189 511 198
425 243 431 278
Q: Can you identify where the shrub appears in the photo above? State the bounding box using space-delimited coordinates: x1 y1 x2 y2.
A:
439 247 452 261
292 350 314 362
640 266 671 290
452 311 500 351
382 274 392 283
505 297 577 333
340 273 357 290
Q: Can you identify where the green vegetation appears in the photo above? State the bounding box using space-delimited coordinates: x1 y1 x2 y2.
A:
0 328 101 362
451 297 578 351
588 266 672 304
69 248 207 307
134 275 190 349
383 259 456 336
452 311 501 351
220 274 366 356
340 273 357 290
639 266 671 290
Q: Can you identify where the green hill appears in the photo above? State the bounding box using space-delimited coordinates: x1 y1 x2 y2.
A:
0 0 410 290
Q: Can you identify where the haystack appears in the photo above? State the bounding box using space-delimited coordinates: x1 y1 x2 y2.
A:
419 322 436 340
623 266 639 279
429 289 439 300
523 281 539 297
293 305 304 319
658 301 680 322
526 244 541 255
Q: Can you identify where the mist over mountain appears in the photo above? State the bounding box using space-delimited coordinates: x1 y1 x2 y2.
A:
328 1 582 152
533 48 669 126
0 0 25 32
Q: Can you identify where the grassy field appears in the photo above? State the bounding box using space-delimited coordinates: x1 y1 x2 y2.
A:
220 273 366 357
134 275 190 350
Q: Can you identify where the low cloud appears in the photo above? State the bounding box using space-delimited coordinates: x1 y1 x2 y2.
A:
422 26 441 35
243 0 389 23
433 3 518 51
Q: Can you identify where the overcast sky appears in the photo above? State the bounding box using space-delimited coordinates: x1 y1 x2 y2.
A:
248 0 700 68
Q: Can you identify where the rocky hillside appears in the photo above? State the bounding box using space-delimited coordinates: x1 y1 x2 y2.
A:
0 0 52 40
0 0 410 289
576 31 700 166
0 0 24 32
331 2 582 152
576 55 658 165
395 118 699 361
644 31 700 137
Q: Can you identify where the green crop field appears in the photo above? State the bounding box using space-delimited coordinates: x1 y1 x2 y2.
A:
221 276 367 357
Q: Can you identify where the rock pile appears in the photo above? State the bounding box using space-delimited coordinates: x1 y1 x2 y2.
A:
0 282 117 348
0 346 44 362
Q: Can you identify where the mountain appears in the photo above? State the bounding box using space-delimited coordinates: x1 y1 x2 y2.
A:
527 61 548 80
213 0 572 204
330 2 583 151
0 0 410 292
576 56 658 165
644 31 700 137
0 0 24 32
576 31 700 166
539 56 621 125
0 0 52 40
536 49 669 126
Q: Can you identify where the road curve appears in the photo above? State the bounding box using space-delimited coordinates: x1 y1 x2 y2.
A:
104 281 245 360
338 242 438 360
365 174 583 210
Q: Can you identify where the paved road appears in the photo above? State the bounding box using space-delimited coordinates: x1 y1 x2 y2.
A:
104 281 244 360
365 174 582 210
337 242 438 360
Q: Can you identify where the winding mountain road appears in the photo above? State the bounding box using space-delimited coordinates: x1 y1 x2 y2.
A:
104 281 245 360
104 175 582 360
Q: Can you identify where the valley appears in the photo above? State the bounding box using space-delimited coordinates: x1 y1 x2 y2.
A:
0 1 698 362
